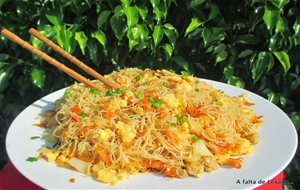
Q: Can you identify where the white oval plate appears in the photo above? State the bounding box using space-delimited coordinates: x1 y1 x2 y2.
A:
6 79 298 190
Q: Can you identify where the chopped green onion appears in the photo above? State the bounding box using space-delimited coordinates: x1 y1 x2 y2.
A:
80 112 87 118
175 115 187 125
169 69 175 73
64 91 72 98
90 88 100 95
134 76 141 82
181 71 190 78
195 80 200 84
195 88 200 92
26 157 38 162
136 93 143 99
148 97 155 104
105 90 114 96
128 113 135 118
162 82 167 87
213 99 219 103
192 135 200 141
153 101 163 108
30 136 40 140
166 121 176 127
115 89 123 94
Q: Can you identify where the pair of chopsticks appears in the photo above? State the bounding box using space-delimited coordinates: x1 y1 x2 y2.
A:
0 28 119 91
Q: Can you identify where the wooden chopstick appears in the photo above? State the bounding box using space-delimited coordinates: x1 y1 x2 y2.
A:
28 28 119 89
0 28 104 92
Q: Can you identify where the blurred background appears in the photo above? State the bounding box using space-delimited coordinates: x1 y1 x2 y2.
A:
0 0 299 189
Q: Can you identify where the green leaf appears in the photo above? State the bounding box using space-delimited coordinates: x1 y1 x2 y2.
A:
290 113 300 131
251 52 274 82
263 6 280 31
153 25 164 47
121 0 132 6
75 31 88 55
227 76 245 88
207 4 220 21
189 0 205 8
270 0 290 9
273 51 291 74
150 0 160 8
216 51 228 63
238 49 254 59
184 18 203 37
91 30 106 48
223 65 234 79
97 10 111 29
164 24 178 47
268 33 284 52
135 5 148 21
87 39 98 64
202 27 224 47
249 6 264 31
293 17 300 36
31 68 45 89
276 16 285 33
235 34 259 44
124 6 138 27
153 3 167 23
0 54 10 62
45 9 63 26
162 43 173 57
54 25 74 53
267 92 280 104
110 15 127 40
173 56 190 73
0 65 14 93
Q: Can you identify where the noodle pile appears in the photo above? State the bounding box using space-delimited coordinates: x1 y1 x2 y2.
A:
39 68 262 185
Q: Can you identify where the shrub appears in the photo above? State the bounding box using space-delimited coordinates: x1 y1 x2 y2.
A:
0 0 299 188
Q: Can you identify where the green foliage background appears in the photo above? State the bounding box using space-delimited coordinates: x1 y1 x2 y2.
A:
0 0 299 188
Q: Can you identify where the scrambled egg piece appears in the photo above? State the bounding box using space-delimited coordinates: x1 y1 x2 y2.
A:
97 169 129 185
39 147 59 162
98 129 113 141
231 138 253 155
176 80 193 91
175 94 187 109
97 169 118 184
116 121 137 143
110 99 127 110
160 93 179 108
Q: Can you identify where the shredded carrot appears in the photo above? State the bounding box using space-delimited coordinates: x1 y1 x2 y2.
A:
116 75 125 85
186 103 206 117
69 178 75 183
33 123 47 128
163 129 180 143
143 159 165 170
102 111 118 119
252 115 263 124
71 106 82 115
140 97 152 112
95 147 112 165
163 167 179 178
76 156 93 163
121 117 130 124
123 140 135 148
225 157 243 169
76 125 95 136
56 155 66 165
244 100 255 106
